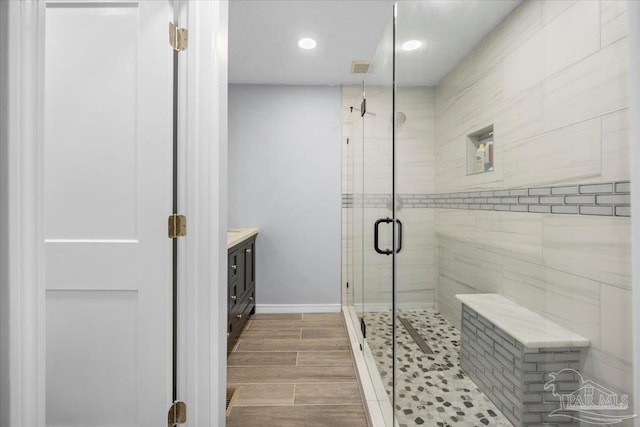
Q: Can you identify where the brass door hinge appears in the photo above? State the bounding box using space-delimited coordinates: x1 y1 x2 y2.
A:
168 400 186 426
169 22 188 51
168 214 187 238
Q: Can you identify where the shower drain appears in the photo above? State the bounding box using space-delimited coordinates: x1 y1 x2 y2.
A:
398 317 433 354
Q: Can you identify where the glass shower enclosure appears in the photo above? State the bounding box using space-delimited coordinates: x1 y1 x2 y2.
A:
343 1 634 426
344 10 397 424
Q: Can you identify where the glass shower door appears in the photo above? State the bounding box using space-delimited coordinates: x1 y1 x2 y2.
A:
348 85 365 354
361 9 396 424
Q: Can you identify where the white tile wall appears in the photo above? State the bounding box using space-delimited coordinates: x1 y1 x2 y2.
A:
601 109 630 182
436 210 544 264
582 346 634 396
397 88 436 194
503 118 602 188
502 257 601 348
600 284 633 364
495 84 543 146
436 274 475 330
541 0 576 25
437 66 504 144
456 0 542 91
601 0 629 48
542 215 631 289
433 0 632 398
542 37 628 131
503 32 543 99
450 241 503 294
483 211 544 263
542 0 600 79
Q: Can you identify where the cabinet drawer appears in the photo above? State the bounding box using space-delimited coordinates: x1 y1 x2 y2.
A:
229 290 254 341
236 288 254 316
237 289 255 323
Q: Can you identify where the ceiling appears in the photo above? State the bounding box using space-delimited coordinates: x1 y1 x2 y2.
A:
229 0 521 86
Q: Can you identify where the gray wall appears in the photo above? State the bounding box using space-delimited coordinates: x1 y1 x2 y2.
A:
228 84 342 307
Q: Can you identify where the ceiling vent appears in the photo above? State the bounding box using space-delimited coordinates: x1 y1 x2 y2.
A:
350 61 370 74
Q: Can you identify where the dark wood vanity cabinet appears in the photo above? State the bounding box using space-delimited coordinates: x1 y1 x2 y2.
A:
227 235 256 353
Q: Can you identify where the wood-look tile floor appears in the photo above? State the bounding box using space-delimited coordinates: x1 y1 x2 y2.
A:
226 312 369 427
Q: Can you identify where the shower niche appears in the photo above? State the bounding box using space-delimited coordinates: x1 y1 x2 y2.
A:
466 125 494 175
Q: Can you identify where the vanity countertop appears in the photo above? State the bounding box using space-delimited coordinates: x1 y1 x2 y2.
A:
227 228 259 249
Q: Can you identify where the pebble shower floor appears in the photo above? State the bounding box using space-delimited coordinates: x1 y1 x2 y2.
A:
364 309 513 426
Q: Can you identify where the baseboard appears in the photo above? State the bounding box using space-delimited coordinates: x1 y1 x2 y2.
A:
255 304 341 314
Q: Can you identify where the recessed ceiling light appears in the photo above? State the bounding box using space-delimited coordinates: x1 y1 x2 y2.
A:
402 40 422 51
298 38 317 50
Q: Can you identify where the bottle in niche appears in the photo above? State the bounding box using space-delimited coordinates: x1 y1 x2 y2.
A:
474 143 486 173
485 141 494 171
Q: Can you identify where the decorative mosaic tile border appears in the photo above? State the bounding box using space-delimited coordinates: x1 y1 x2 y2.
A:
342 181 631 217
342 193 391 209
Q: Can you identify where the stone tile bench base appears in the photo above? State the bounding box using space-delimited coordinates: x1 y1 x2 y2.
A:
460 304 583 426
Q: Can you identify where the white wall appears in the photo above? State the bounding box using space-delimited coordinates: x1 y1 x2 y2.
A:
228 84 342 309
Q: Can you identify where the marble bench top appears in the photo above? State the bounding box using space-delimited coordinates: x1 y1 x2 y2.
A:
227 228 259 249
456 293 590 349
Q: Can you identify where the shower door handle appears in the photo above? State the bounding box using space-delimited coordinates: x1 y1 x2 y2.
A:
374 217 393 256
395 219 403 254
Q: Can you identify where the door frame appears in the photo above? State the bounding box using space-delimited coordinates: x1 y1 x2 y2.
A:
0 0 229 425
176 1 229 426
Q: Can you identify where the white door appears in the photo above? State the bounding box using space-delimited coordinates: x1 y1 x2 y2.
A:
44 1 174 425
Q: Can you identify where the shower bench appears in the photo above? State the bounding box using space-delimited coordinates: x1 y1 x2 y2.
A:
456 293 590 427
